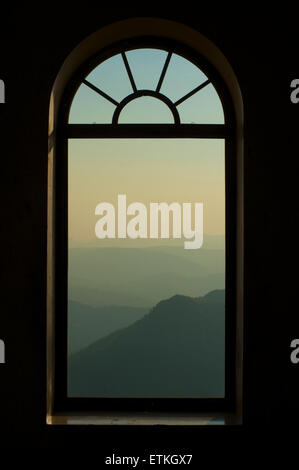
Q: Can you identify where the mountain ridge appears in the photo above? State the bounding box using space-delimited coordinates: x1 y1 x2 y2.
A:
68 289 225 398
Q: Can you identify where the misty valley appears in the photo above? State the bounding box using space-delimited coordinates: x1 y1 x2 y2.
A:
68 240 225 398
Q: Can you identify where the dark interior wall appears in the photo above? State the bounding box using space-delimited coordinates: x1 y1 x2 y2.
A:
0 7 298 449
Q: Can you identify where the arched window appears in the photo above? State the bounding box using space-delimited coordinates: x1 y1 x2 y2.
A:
48 21 243 424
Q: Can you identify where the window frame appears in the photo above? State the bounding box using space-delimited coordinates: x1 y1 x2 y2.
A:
52 36 237 415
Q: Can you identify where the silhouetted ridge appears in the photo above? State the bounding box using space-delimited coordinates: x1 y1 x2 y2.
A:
69 289 225 398
145 294 204 323
68 301 147 353
202 289 225 303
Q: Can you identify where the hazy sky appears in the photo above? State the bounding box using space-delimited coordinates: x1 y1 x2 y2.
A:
68 138 225 245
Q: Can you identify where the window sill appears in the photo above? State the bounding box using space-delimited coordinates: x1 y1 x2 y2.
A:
46 411 240 426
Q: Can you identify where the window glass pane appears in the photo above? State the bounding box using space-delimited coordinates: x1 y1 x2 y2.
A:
160 53 208 102
68 138 225 398
86 53 133 102
69 83 115 123
177 83 225 124
125 48 168 90
118 96 175 123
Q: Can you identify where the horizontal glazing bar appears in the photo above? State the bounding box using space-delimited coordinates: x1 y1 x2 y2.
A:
66 123 230 139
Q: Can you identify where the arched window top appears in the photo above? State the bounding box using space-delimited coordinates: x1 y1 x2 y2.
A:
69 47 225 125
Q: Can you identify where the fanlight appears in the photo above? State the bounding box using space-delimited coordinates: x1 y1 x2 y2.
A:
69 48 225 124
